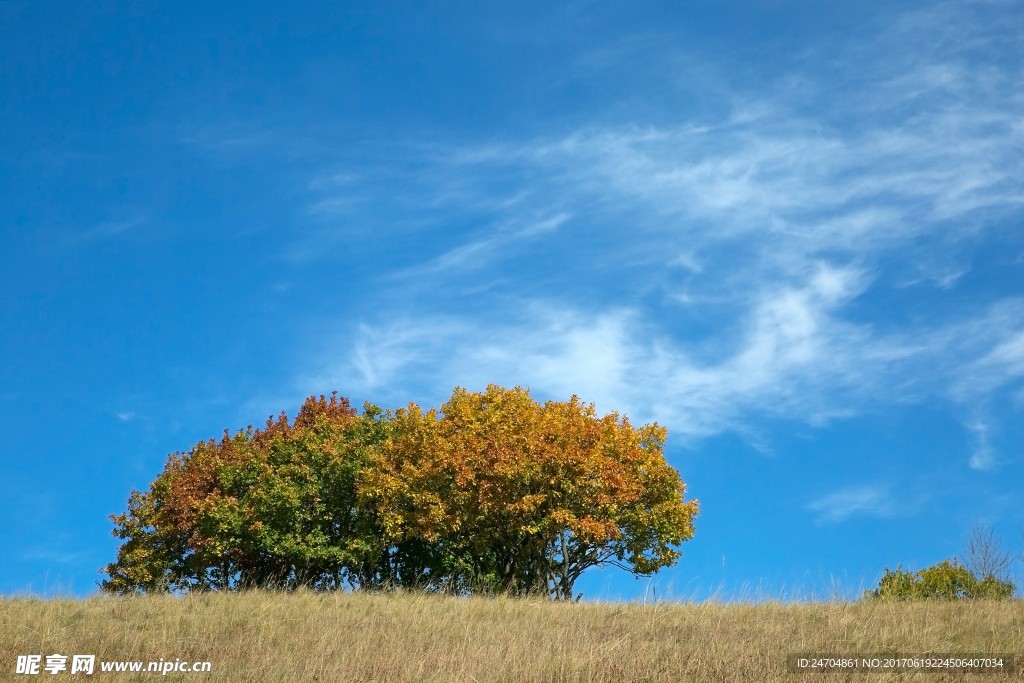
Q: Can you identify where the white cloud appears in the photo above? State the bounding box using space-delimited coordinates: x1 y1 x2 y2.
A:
309 265 1024 459
949 304 1024 402
21 546 92 564
392 213 569 278
966 419 996 470
294 0 1024 463
348 318 472 393
64 217 145 244
314 264 916 439
966 330 1024 390
806 485 900 524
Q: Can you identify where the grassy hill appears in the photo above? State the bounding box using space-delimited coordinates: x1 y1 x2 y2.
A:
3 591 1022 681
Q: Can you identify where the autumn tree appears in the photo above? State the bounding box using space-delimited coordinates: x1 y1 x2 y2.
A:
360 385 699 600
101 393 398 593
103 386 699 600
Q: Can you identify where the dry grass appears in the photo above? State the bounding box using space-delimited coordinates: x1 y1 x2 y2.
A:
3 591 1023 682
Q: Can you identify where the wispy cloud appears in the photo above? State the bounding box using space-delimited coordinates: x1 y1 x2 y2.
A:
315 264 909 437
806 485 901 524
21 546 93 565
64 217 145 245
966 419 996 470
391 213 569 279
287 0 1024 463
954 325 1024 400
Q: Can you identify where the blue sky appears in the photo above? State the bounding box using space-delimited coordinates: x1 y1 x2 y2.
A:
2 0 1023 599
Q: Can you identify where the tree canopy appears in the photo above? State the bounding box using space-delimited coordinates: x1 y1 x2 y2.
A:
101 386 699 599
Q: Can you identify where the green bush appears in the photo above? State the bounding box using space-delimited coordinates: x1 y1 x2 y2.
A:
866 559 1015 600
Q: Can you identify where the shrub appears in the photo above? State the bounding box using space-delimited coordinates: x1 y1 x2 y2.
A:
866 559 1015 600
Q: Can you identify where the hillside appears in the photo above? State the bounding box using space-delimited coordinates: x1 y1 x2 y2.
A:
4 592 1022 681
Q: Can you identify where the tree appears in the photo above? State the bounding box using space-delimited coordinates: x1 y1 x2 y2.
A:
963 523 1014 582
101 393 396 594
102 386 699 599
359 385 699 600
1017 524 1024 592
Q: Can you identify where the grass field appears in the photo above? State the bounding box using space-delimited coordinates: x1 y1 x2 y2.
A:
3 591 1022 682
